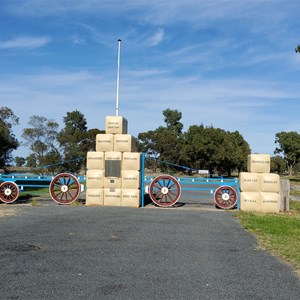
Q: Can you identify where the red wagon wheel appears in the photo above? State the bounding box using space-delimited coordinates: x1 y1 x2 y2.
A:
214 185 237 209
149 174 181 207
49 173 80 205
0 181 19 203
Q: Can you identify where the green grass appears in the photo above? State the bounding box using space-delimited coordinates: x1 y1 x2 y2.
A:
290 200 300 213
237 202 300 274
19 188 49 199
30 199 39 206
286 177 300 185
290 190 300 198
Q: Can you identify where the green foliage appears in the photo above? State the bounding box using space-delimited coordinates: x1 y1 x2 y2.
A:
274 131 300 175
15 156 26 167
137 109 250 175
163 108 183 134
271 155 286 174
57 110 103 173
0 107 19 167
183 125 250 176
137 109 185 172
58 110 87 173
22 115 59 173
43 148 63 174
25 153 37 169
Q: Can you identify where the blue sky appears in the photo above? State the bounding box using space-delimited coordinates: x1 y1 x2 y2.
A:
1 0 300 159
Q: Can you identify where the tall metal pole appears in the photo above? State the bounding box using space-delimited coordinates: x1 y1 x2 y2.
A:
116 38 122 116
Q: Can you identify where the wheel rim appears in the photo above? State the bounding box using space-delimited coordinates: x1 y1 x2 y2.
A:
149 175 181 207
214 185 237 209
49 173 80 205
0 182 19 203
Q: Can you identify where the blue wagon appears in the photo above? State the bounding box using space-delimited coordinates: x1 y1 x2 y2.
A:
0 154 240 209
144 174 239 210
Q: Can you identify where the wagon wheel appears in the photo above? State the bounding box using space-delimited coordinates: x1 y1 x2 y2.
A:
49 173 80 205
214 185 237 209
149 174 181 207
0 181 19 203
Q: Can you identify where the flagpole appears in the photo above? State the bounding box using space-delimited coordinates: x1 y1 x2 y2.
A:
116 38 122 116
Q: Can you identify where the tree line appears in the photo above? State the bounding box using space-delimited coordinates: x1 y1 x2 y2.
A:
1 106 300 176
0 107 103 174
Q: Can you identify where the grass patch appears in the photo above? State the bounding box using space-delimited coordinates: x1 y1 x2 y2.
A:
290 190 300 196
71 199 85 206
290 201 300 213
22 187 49 194
237 203 300 274
287 177 300 185
31 199 38 206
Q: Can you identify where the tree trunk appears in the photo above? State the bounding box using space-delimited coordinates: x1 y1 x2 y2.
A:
287 164 293 176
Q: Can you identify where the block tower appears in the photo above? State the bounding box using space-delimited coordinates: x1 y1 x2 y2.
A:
85 115 142 208
239 154 281 213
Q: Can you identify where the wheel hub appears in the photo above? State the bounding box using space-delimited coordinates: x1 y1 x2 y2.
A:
161 187 169 194
4 189 12 196
222 193 230 201
61 185 69 193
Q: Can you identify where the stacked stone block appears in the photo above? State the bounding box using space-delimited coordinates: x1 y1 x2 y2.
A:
239 154 280 213
86 116 141 207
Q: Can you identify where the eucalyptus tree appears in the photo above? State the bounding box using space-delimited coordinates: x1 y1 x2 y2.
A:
0 107 19 167
22 115 59 172
182 125 249 176
221 131 250 175
274 131 300 175
137 108 184 172
137 108 250 175
271 156 286 174
57 110 87 173
58 110 103 173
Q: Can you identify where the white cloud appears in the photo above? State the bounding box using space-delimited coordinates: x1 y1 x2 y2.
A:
6 1 298 26
72 35 85 45
146 28 165 47
1 0 300 159
2 66 299 158
0 36 51 49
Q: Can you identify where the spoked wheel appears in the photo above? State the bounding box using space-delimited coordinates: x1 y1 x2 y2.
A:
0 182 19 203
149 175 181 207
49 173 80 205
214 185 238 209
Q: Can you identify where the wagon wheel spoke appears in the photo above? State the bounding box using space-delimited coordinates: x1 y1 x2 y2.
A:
66 177 72 187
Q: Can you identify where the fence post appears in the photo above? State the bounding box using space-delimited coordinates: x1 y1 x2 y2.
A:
280 179 290 212
141 152 145 208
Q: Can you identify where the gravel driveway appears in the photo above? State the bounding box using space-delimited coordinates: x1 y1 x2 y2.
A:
0 202 299 299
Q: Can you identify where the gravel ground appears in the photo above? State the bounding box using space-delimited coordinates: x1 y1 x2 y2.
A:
0 202 300 300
